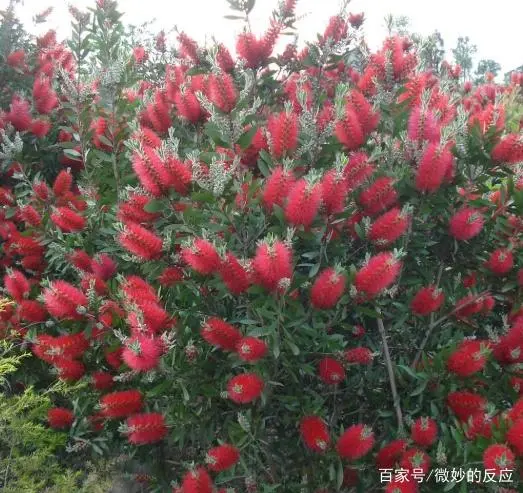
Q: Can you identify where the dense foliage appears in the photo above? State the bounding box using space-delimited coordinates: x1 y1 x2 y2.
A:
1 0 523 492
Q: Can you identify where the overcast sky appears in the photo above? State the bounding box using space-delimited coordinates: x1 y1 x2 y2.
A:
2 0 521 75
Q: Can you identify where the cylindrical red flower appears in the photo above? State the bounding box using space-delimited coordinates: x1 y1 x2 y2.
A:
118 223 163 260
50 207 86 232
343 152 374 190
4 269 30 302
91 371 114 391
321 169 348 215
43 280 87 320
318 357 345 384
201 317 242 351
447 390 487 421
122 335 163 372
48 407 74 429
205 444 240 472
483 444 515 475
126 413 167 445
358 177 398 216
252 240 293 292
284 178 322 228
310 267 346 309
411 417 437 447
208 73 237 113
485 248 514 275
262 166 295 210
447 340 489 377
227 373 264 404
449 207 484 240
235 336 268 362
219 252 251 295
300 416 330 453
368 207 409 247
336 424 375 460
410 286 445 316
375 439 408 469
344 347 374 365
181 467 214 493
181 238 220 275
100 390 143 418
354 252 402 299
267 111 299 159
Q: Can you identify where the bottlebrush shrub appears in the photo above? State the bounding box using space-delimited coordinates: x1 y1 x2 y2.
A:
0 0 523 491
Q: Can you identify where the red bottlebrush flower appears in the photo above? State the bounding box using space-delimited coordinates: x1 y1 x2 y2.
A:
284 178 322 228
310 267 346 309
463 272 477 288
376 439 408 469
408 106 440 143
410 286 445 316
7 97 31 131
208 73 237 113
507 419 523 455
335 107 365 150
252 240 293 292
55 357 85 382
118 223 163 260
485 248 514 275
447 340 490 377
50 206 85 232
17 300 47 323
91 371 114 391
415 142 453 193
158 266 184 287
343 152 374 189
166 157 192 195
19 205 42 227
219 252 251 295
384 479 418 493
262 166 295 210
29 118 51 138
132 147 172 197
181 238 220 275
411 417 437 447
91 254 117 280
201 317 242 351
7 49 26 68
177 32 200 63
69 249 93 273
354 251 402 299
464 411 495 440
127 300 170 335
121 275 158 303
454 294 485 318
348 90 380 134
122 336 163 372
4 269 30 302
206 444 240 472
33 75 59 114
483 444 515 475
105 347 124 370
358 177 398 216
48 407 74 429
181 467 214 493
321 169 349 215
174 89 205 123
235 336 268 362
447 391 487 421
318 357 346 384
49 333 89 359
368 207 409 247
267 111 299 159
492 134 523 164
321 15 348 45
344 347 374 365
236 32 265 69
348 12 365 28
117 193 161 224
299 416 330 453
132 46 148 63
126 413 167 445
400 448 431 474
449 207 484 240
336 424 375 460
100 390 143 418
216 43 235 72
43 280 87 320
227 373 264 404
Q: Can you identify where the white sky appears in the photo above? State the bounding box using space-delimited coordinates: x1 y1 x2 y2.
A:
2 0 521 74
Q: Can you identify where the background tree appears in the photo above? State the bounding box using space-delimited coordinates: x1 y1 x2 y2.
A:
452 35 477 81
475 58 501 82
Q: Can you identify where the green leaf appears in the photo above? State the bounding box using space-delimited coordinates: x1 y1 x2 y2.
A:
144 199 164 213
237 125 258 149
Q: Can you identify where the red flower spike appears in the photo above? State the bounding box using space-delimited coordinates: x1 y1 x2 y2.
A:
181 467 214 493
219 252 251 295
91 371 114 391
447 391 487 421
358 177 398 216
410 286 445 316
227 373 264 404
336 424 375 460
235 336 268 362
368 207 409 247
43 280 87 320
447 340 490 377
449 207 484 240
376 439 408 469
53 170 73 197
400 448 431 474
201 317 242 351
208 73 237 113
158 266 184 287
344 347 374 365
318 357 346 385
262 166 295 210
354 252 402 299
118 223 163 260
485 248 514 276
267 111 299 159
321 169 349 215
126 413 167 445
252 240 293 292
181 238 220 275
310 267 346 309
122 336 163 372
299 416 330 453
4 269 30 302
54 357 85 382
48 407 74 429
100 390 143 418
483 444 515 475
411 417 437 447
206 444 240 472
50 207 86 232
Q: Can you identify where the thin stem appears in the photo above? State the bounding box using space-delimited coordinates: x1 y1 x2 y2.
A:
377 317 404 434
